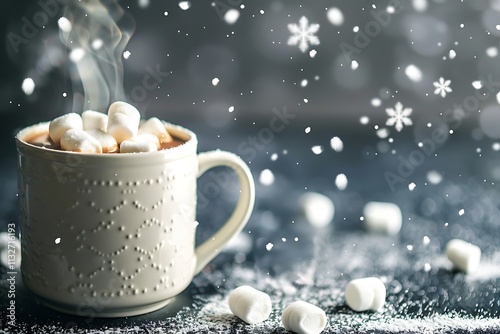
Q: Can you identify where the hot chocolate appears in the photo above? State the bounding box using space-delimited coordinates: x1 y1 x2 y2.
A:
23 129 185 152
23 101 185 153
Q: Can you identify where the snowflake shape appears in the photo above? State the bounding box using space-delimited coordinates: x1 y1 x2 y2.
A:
287 16 320 53
386 102 413 132
433 77 452 98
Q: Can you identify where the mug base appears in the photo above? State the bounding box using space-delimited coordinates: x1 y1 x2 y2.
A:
39 296 173 318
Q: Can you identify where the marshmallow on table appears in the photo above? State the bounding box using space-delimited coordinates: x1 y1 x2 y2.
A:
139 117 173 143
85 129 118 153
49 113 83 145
228 285 272 325
82 110 108 131
107 101 141 143
60 129 102 153
282 301 327 334
345 277 386 312
445 239 481 274
362 201 402 235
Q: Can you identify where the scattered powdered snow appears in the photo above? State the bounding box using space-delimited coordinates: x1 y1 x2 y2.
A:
224 9 240 25
405 64 422 82
259 169 275 186
335 173 348 190
326 7 344 26
21 78 35 95
330 136 343 152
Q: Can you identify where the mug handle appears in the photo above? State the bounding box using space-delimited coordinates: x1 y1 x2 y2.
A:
194 150 255 274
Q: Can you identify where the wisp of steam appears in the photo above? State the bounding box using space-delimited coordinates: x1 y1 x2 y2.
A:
59 0 135 113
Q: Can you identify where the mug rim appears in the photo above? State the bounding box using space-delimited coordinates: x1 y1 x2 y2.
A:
16 121 198 162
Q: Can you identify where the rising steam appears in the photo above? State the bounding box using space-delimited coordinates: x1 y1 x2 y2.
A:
59 0 134 112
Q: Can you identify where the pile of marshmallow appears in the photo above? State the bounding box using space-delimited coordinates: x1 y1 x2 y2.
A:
227 235 481 334
227 279 385 334
360 201 481 275
300 197 482 275
260 198 481 333
48 101 173 153
228 285 327 334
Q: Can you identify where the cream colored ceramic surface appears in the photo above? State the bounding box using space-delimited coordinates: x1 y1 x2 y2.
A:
16 122 255 317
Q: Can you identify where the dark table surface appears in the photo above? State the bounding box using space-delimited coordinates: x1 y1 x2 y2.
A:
1 123 499 333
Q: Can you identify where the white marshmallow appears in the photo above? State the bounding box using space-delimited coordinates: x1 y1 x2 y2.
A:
0 235 21 269
60 129 102 153
107 101 141 143
108 101 141 124
82 110 108 131
85 129 118 153
138 117 173 142
345 277 386 312
282 301 327 334
107 112 139 144
445 239 481 274
228 285 272 325
363 201 402 235
129 134 160 149
369 278 387 311
120 140 158 153
49 113 83 145
299 192 335 228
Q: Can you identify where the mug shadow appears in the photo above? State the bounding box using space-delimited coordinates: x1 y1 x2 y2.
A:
14 274 193 331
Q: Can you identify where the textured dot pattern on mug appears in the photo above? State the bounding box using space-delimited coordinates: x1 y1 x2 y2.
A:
24 164 198 298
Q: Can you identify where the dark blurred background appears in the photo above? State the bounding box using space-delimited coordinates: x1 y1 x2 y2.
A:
2 0 500 226
3 0 500 127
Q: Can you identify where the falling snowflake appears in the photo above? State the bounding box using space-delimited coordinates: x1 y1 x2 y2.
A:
433 77 452 98
287 16 320 53
386 102 413 132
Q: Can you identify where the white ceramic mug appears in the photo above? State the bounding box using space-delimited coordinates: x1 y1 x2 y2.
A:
15 121 255 317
